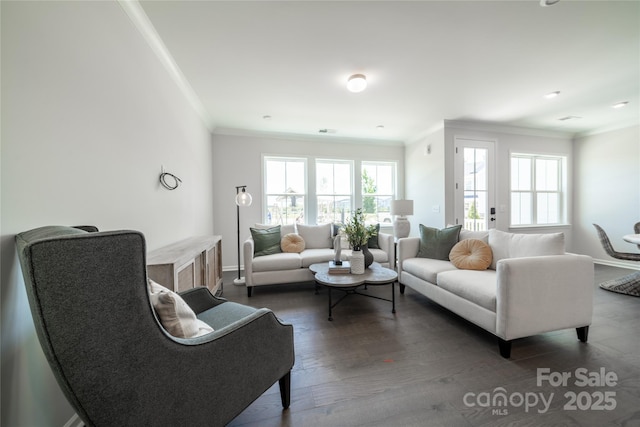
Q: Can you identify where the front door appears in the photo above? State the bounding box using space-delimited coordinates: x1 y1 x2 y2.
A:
454 138 496 231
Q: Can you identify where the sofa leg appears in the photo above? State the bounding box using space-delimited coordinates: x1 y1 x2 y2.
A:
399 283 405 294
576 326 589 342
498 339 512 358
279 371 291 409
247 287 253 297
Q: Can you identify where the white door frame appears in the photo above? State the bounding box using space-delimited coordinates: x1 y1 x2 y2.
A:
454 137 497 230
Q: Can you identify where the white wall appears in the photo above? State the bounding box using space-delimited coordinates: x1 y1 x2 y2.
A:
1 2 214 425
211 131 404 269
405 121 575 240
573 125 640 267
405 125 446 233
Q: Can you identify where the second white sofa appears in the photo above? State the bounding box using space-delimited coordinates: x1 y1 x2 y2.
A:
398 227 594 358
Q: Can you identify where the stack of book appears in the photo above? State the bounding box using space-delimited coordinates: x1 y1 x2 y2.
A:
328 260 350 274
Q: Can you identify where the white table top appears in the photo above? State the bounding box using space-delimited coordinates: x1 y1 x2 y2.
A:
623 234 640 245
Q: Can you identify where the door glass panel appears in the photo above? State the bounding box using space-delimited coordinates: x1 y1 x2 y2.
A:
463 147 488 231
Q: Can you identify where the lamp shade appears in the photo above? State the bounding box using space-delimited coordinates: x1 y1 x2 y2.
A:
391 200 413 217
236 191 252 207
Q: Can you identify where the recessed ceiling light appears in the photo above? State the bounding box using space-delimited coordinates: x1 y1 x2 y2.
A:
262 115 272 120
319 128 337 134
540 0 560 6
376 125 385 130
544 91 560 99
612 101 629 109
346 74 367 93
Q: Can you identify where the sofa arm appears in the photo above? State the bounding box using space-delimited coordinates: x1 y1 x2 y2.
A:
495 254 594 341
242 238 255 286
397 237 420 282
377 232 395 265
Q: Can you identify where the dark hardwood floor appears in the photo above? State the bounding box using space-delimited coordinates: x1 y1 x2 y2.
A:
222 265 640 427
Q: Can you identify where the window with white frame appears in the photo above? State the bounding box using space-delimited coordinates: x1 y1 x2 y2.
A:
264 157 306 225
510 154 566 226
263 156 397 225
361 162 395 225
316 159 353 224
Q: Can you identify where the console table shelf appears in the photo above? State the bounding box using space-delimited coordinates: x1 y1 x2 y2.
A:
147 235 222 295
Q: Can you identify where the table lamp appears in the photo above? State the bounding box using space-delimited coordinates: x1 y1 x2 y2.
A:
391 199 413 238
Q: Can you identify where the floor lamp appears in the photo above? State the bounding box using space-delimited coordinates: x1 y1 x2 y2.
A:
234 185 252 285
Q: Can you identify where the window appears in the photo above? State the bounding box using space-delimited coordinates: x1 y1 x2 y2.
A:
316 160 353 224
264 157 306 225
264 156 397 225
361 162 395 225
511 154 566 226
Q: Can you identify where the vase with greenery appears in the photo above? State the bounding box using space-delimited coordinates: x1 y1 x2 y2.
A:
343 208 378 251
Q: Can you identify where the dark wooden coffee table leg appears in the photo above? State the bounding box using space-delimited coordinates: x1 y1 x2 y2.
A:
328 286 333 321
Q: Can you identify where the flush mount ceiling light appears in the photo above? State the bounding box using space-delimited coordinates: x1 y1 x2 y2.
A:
540 0 560 6
612 101 629 109
544 91 561 99
347 74 367 93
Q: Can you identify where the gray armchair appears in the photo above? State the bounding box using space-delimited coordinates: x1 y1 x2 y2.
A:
15 226 294 427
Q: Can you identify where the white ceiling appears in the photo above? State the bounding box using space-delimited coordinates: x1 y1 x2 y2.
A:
138 0 639 144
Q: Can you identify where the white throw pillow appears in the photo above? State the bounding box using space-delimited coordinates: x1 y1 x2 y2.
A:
297 223 332 249
488 229 565 270
148 280 214 338
447 224 489 243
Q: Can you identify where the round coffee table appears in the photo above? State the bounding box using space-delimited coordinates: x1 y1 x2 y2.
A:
309 262 398 321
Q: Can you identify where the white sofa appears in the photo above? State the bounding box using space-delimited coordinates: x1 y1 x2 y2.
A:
397 228 594 358
243 223 395 297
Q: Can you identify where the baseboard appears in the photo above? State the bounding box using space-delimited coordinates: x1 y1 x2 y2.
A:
594 259 640 271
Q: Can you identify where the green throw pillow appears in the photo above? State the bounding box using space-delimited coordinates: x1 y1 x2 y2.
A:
250 226 282 257
367 223 380 249
416 224 462 260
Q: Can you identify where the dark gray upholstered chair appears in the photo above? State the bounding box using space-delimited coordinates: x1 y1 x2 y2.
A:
15 226 294 427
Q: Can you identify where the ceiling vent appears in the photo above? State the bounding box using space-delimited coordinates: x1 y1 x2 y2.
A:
558 115 582 121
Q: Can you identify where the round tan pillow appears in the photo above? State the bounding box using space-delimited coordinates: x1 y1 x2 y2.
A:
449 238 493 270
281 233 305 253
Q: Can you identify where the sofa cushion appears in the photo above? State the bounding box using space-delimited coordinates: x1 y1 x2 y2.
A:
417 224 462 260
447 225 489 243
298 223 332 249
250 226 282 256
252 252 302 272
489 229 565 269
402 257 458 284
300 248 337 267
436 269 497 312
281 233 305 253
369 248 388 264
449 238 493 270
148 280 214 338
460 228 489 243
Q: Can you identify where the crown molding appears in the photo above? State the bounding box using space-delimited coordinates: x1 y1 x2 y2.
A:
212 127 405 147
444 119 575 140
118 0 215 132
